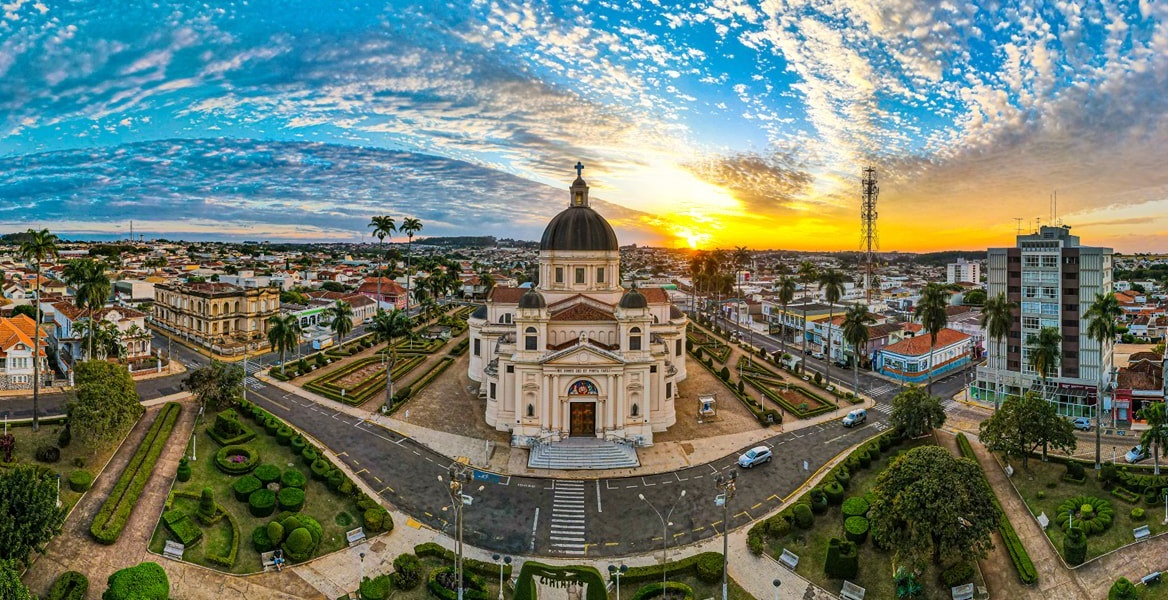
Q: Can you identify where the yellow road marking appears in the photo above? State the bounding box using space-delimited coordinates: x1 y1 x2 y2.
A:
691 526 706 533
350 458 360 465
407 518 422 529
751 502 762 510
353 468 368 475
380 486 394 494
424 512 433 518
456 456 470 465
605 542 620 547
373 476 383 484
336 451 349 457
267 399 291 412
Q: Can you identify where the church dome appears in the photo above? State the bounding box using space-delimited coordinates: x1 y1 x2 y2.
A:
619 287 648 309
539 163 619 252
517 288 547 309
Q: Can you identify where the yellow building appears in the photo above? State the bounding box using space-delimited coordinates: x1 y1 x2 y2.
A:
153 282 279 353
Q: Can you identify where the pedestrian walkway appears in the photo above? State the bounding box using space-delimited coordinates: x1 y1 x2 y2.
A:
548 480 587 556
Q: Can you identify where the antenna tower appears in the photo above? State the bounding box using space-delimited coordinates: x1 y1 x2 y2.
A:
860 166 879 303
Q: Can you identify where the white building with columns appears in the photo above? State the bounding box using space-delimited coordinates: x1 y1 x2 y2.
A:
467 166 688 447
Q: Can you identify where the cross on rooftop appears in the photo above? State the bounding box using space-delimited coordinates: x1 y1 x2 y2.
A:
575 161 584 178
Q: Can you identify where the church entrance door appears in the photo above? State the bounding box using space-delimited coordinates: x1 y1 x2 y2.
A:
569 402 596 436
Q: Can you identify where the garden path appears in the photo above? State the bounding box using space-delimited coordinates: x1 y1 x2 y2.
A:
22 399 324 600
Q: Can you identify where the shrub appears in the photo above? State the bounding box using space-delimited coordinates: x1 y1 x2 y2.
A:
264 418 280 435
276 427 294 446
249 489 277 518
824 538 858 579
176 458 191 482
809 488 828 514
281 468 307 489
328 471 345 491
35 445 61 463
392 553 423 590
311 459 332 480
301 447 319 464
823 480 845 504
833 467 852 489
1055 496 1115 535
1111 487 1140 503
1066 461 1086 480
941 562 974 588
290 436 306 451
364 507 391 533
300 515 323 546
695 552 723 583
856 449 871 469
1131 508 1145 521
1109 577 1139 600
198 487 216 522
47 570 88 600
843 516 869 543
283 527 315 561
841 497 869 519
427 566 490 600
267 520 285 545
747 529 765 555
360 574 392 600
281 515 305 533
57 425 71 448
254 463 281 485
792 503 813 529
719 366 730 380
68 469 94 492
103 562 169 600
629 581 695 600
765 514 791 537
251 525 275 553
278 487 306 512
213 445 259 475
161 509 202 546
233 475 263 502
1064 527 1087 565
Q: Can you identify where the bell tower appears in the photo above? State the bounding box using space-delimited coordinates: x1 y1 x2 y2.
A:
570 161 589 207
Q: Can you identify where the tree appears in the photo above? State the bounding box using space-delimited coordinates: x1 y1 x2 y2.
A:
1027 326 1063 461
775 276 796 357
961 289 986 306
688 252 705 315
184 361 244 411
979 392 1076 470
889 386 947 438
1085 291 1122 468
327 300 354 348
797 261 818 375
1138 402 1168 476
63 258 111 360
266 314 302 374
371 309 413 406
368 216 397 310
0 560 34 600
867 446 999 570
979 292 1017 412
103 561 169 600
18 228 58 431
69 360 145 449
319 281 347 293
0 464 66 564
916 283 949 393
400 217 423 310
818 269 845 389
73 319 123 361
842 304 875 401
10 304 36 320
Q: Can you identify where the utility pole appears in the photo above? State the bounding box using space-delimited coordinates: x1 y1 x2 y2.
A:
714 470 738 600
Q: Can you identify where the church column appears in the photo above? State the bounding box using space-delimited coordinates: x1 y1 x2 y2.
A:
540 374 551 431
552 374 561 436
613 373 623 428
605 373 615 432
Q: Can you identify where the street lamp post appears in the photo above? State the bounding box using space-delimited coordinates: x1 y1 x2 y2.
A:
608 564 628 600
492 554 511 600
440 465 484 600
638 490 686 590
359 551 365 582
714 470 738 600
773 578 781 600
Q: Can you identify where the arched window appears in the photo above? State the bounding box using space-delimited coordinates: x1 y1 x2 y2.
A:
631 403 639 417
525 327 538 351
527 404 535 417
629 327 642 351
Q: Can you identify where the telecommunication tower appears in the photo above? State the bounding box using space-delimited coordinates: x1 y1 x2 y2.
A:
861 166 879 303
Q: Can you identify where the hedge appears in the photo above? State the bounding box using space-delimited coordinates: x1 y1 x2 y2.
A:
254 463 281 484
630 582 695 600
249 489 277 518
427 567 489 600
47 571 88 600
206 409 256 446
275 427 295 445
414 542 512 580
955 433 1038 584
233 475 263 502
743 373 838 418
360 574 392 600
278 487 306 512
90 402 182 544
103 562 169 600
824 537 858 579
304 355 426 406
162 509 203 547
386 357 454 415
213 445 260 475
616 552 723 585
843 516 869 543
281 468 307 489
68 469 93 492
207 507 241 568
513 561 606 600
694 552 723 583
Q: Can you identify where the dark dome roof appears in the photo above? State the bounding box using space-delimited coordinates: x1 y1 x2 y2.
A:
471 305 487 320
517 288 547 309
619 288 648 309
539 206 619 251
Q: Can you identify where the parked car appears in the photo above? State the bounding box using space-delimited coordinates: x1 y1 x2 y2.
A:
737 446 773 468
811 351 825 360
1070 417 1091 431
842 409 867 427
1125 444 1149 464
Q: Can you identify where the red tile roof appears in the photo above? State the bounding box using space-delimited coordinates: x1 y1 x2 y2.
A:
0 315 47 358
488 287 527 304
882 328 970 357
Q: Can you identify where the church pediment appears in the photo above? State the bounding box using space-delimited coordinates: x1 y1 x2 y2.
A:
550 303 616 322
541 344 625 366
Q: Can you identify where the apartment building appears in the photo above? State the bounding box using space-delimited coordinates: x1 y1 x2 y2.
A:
946 258 981 284
973 225 1113 417
153 282 279 352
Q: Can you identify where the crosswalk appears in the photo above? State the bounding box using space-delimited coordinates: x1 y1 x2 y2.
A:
244 361 266 390
871 403 893 415
548 480 587 555
871 397 960 416
867 383 899 399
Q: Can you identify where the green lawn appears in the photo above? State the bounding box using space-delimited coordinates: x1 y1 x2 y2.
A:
3 416 119 514
765 437 985 600
1008 460 1168 562
148 411 361 573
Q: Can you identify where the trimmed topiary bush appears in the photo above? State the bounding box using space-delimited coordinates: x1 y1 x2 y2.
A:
391 553 423 590
765 514 791 537
267 520 285 546
68 469 94 492
1055 496 1115 536
276 427 294 446
844 516 869 543
841 496 869 519
290 436 306 451
197 487 216 523
278 487 306 512
311 459 332 480
214 445 259 475
1064 526 1087 565
833 466 851 489
1109 577 1139 600
233 475 262 502
823 480 845 504
176 458 191 482
47 570 88 600
249 489 277 518
360 574 391 600
281 468 307 489
364 507 389 533
264 418 280 435
327 470 345 491
1131 507 1146 521
283 527 315 561
254 463 280 485
103 562 169 600
252 525 275 553
809 488 828 514
301 447 318 464
792 503 813 529
824 538 858 579
35 445 61 463
856 449 871 469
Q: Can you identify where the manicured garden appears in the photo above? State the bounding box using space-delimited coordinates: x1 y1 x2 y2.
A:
303 354 427 406
687 329 731 364
148 400 387 573
737 356 838 418
0 416 99 514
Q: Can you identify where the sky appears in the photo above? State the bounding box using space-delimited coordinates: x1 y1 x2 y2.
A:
2 0 1168 252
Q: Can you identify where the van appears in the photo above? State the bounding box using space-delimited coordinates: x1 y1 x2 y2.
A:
842 409 866 427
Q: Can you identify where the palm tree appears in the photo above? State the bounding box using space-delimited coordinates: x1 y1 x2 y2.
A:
1027 326 1062 462
797 261 818 375
1138 402 1168 475
775 276 796 358
842 304 875 401
18 228 58 432
368 216 396 311
327 300 354 349
63 258 110 360
400 217 423 310
818 269 846 390
979 292 1018 412
1085 291 1122 468
689 252 705 316
916 283 950 394
267 314 302 375
371 308 413 407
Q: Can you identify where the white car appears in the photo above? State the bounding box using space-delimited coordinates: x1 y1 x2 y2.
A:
737 446 773 468
842 409 867 427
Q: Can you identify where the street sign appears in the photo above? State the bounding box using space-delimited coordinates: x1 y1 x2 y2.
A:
462 494 474 506
472 470 502 484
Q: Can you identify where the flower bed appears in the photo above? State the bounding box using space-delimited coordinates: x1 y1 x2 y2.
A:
743 374 837 418
303 355 426 406
213 446 260 475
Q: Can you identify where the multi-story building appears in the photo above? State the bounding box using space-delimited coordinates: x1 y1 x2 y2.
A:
946 258 981 284
973 225 1113 417
51 301 152 367
0 314 49 390
153 282 279 353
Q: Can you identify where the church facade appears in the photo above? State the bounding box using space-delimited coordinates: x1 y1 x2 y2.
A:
467 167 688 448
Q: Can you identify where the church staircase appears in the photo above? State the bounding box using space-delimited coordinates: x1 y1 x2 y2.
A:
528 437 640 470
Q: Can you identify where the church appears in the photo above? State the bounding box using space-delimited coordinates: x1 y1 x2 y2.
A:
467 165 688 448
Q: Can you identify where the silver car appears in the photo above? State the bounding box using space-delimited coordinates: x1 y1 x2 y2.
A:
737 446 773 468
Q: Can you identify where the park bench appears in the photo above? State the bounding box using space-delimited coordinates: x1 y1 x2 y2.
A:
261 551 282 572
779 548 799 570
346 527 366 546
951 583 975 600
840 580 866 600
163 541 185 561
1142 571 1162 585
1036 512 1050 530
1004 464 1014 477
1134 525 1151 541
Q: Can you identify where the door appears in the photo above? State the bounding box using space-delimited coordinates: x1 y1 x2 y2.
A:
570 402 595 436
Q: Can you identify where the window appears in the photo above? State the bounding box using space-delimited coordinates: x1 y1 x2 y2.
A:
666 382 672 397
575 268 585 284
555 268 564 283
629 327 642 351
1022 316 1039 329
525 327 538 351
597 267 605 283
473 339 480 356
675 340 682 356
499 313 512 324
1024 255 1040 268
1041 255 1058 268
650 365 657 373
1064 271 1078 280
489 383 496 399
506 365 514 373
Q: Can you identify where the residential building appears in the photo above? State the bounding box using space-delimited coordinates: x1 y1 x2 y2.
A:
0 315 49 390
875 328 973 383
946 258 981 284
153 282 279 353
973 225 1114 417
1114 351 1165 422
51 302 152 367
356 277 407 310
